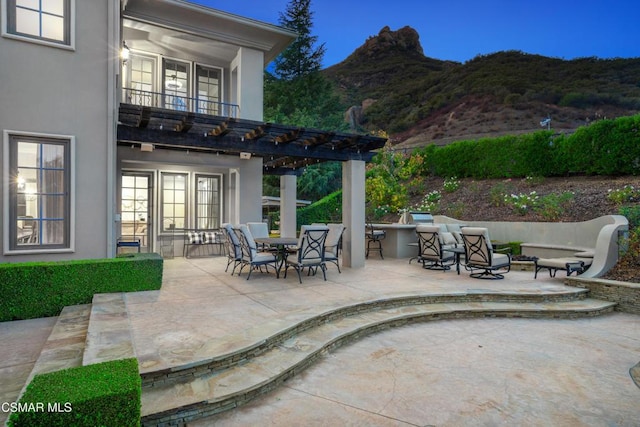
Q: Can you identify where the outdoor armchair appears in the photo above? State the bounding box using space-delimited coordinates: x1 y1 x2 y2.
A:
222 223 242 275
284 225 329 283
415 224 456 271
365 223 386 259
460 227 511 279
324 223 345 273
234 224 279 280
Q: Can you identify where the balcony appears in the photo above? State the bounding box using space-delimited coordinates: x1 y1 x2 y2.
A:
122 88 239 118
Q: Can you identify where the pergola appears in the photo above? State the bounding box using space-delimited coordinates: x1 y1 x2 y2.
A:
117 103 388 267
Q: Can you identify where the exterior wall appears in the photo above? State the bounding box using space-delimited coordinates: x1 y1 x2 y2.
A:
0 0 115 262
117 147 262 252
231 47 265 121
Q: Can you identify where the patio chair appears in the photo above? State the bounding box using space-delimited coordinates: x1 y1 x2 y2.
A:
415 224 455 271
365 223 386 259
222 223 242 275
460 227 511 279
247 221 275 252
234 224 279 280
324 223 345 273
284 225 329 283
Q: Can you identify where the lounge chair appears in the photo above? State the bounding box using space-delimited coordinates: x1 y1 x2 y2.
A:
461 227 511 279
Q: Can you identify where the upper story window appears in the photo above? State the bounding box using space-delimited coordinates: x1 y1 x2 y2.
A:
4 0 72 47
4 132 73 252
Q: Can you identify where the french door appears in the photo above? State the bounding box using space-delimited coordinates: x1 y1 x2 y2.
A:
121 172 153 252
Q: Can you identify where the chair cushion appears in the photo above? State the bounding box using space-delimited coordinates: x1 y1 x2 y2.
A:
441 231 458 246
492 253 511 268
201 231 219 244
253 252 277 263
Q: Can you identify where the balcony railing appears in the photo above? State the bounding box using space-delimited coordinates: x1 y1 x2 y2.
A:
122 88 239 118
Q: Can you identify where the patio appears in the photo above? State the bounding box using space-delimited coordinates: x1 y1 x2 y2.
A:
2 256 639 426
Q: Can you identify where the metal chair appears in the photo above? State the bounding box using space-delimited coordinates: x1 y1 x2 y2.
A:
461 227 511 279
324 223 345 273
415 225 455 271
234 225 279 280
284 225 329 283
365 223 386 259
222 223 242 275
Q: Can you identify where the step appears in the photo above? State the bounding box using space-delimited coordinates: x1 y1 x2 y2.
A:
140 297 615 426
140 288 590 385
83 293 135 366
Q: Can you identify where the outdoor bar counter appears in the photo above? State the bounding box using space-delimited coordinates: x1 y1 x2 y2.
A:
370 223 418 258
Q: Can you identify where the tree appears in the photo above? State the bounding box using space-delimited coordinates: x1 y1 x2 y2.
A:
264 0 348 200
274 0 325 81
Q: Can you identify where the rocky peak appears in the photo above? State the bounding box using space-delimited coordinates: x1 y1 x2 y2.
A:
354 26 424 59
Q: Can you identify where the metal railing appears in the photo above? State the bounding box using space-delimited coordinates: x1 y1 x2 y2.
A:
122 88 239 118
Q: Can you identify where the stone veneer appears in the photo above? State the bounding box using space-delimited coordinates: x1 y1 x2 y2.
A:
566 277 640 315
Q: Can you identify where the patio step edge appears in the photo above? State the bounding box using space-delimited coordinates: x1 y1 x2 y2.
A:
83 293 136 366
139 288 589 387
140 298 616 426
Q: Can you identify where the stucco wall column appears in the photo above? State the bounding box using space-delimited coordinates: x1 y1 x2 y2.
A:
280 174 297 238
342 160 366 268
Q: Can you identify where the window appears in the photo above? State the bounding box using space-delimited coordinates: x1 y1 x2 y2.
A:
195 175 221 229
163 59 189 111
5 0 72 46
161 172 186 232
6 133 72 251
125 54 157 107
196 65 221 115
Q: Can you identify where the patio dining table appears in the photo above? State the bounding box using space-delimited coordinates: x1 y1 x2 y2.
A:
254 237 298 275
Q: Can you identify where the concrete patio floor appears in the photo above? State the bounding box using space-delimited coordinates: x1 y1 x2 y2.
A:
1 256 639 426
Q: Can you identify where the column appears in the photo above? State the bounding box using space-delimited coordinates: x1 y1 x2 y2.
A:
280 174 297 238
342 160 366 268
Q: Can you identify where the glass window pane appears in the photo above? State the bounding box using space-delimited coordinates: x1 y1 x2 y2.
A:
42 144 64 167
42 14 64 41
42 170 65 193
43 0 65 15
122 175 135 188
42 220 64 244
17 142 38 167
16 8 40 37
17 0 40 8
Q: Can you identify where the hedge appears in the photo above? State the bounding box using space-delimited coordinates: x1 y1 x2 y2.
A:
7 358 141 427
0 253 163 322
297 190 343 226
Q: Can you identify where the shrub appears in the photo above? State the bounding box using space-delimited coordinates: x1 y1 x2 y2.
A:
442 176 460 193
297 190 342 225
607 185 639 205
536 191 575 221
8 358 140 427
504 191 539 215
0 253 163 321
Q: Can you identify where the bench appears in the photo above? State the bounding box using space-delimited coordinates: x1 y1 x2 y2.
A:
183 229 225 258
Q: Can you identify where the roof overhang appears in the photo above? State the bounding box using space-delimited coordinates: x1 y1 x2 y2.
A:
122 0 297 65
117 104 387 175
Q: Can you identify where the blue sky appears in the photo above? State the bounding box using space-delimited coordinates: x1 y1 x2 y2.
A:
193 0 640 68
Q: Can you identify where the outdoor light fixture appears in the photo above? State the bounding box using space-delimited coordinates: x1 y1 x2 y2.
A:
121 41 130 63
140 143 154 152
240 152 251 160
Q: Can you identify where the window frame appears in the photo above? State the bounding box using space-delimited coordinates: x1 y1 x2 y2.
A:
2 0 75 50
3 130 75 254
194 173 222 230
160 171 188 232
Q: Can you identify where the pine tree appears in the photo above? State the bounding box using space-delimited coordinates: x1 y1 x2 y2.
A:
274 0 325 80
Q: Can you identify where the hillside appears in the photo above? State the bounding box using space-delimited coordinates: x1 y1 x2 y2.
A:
323 26 640 147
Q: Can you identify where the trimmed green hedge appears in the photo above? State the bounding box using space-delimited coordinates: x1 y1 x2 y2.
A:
0 253 163 322
412 114 640 179
7 358 141 427
297 190 343 226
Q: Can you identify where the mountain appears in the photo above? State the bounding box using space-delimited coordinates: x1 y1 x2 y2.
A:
322 26 640 148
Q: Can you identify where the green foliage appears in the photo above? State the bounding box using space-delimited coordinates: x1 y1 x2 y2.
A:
489 182 515 206
0 253 163 321
607 185 639 205
504 191 539 215
442 176 460 193
412 190 442 213
365 174 408 219
558 115 640 175
536 191 575 221
297 162 342 201
297 190 342 225
619 205 640 230
8 358 140 427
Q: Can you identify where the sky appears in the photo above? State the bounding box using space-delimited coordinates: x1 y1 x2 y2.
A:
193 0 640 68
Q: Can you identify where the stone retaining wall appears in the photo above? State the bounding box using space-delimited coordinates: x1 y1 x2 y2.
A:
566 277 640 315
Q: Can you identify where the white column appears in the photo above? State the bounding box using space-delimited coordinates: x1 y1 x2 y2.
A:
342 160 366 268
280 174 297 237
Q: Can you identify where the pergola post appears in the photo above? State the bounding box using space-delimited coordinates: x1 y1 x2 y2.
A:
280 174 297 238
342 159 366 268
